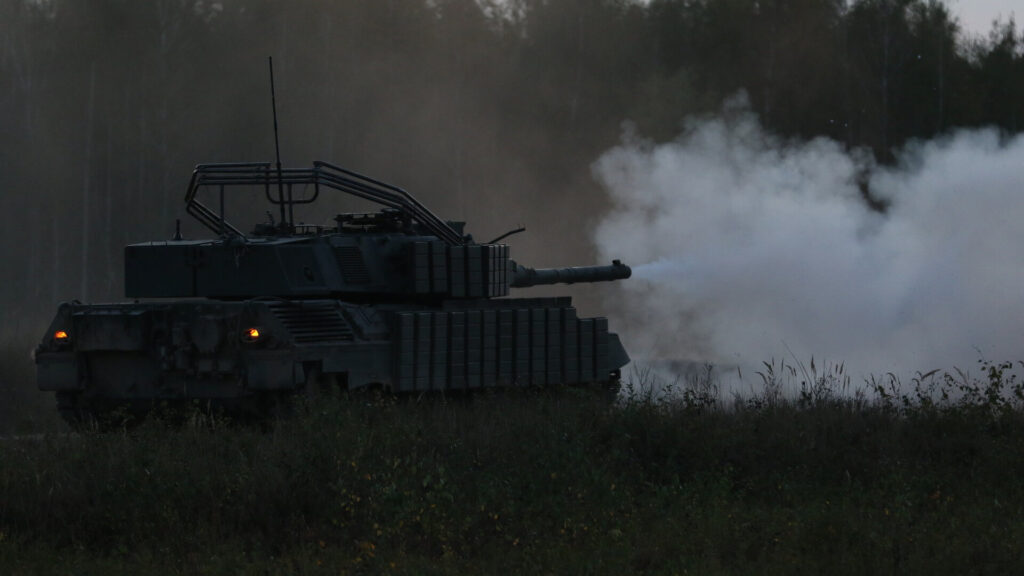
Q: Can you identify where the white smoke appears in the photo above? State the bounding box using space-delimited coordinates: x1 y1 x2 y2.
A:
594 96 1024 379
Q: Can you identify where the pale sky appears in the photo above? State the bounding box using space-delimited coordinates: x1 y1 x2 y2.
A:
944 0 1020 36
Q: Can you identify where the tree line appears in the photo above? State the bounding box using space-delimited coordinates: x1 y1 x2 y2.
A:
0 0 1021 334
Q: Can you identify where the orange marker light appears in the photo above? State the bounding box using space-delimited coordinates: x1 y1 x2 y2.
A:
246 328 261 340
54 330 69 341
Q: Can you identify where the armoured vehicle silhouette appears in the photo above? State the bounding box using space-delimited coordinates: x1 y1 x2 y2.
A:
34 161 631 425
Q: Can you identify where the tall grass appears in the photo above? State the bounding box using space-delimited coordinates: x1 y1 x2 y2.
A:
2 362 1024 574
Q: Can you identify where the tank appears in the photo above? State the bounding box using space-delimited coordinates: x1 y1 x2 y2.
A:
34 161 631 426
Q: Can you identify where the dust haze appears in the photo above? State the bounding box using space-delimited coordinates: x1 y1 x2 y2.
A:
0 0 622 335
2 0 1023 380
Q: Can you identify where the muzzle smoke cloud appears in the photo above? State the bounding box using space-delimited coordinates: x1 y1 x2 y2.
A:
594 97 1024 378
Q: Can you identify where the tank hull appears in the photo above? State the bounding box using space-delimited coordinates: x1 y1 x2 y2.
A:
36 297 627 424
35 161 633 425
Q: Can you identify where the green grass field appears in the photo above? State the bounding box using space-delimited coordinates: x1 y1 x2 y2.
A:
2 353 1024 575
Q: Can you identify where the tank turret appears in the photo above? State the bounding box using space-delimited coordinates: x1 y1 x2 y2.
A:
36 160 633 427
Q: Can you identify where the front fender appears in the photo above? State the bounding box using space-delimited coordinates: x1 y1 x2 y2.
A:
36 352 82 391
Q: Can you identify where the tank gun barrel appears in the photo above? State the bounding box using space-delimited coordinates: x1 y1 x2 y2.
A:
509 259 631 288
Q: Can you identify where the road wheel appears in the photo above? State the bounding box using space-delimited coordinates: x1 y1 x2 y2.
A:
55 391 97 430
55 391 141 431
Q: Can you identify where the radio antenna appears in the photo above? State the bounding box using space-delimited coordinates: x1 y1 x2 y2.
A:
268 56 287 228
